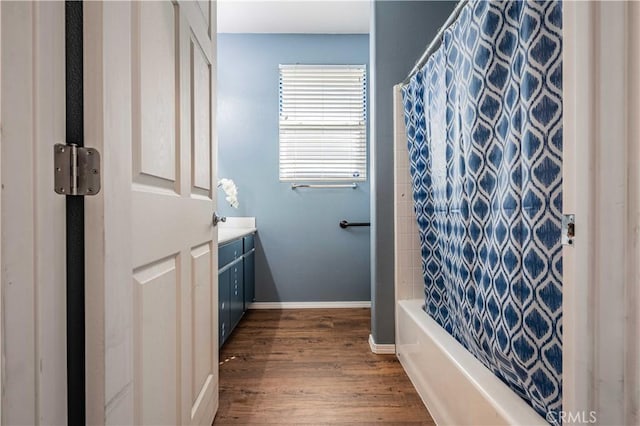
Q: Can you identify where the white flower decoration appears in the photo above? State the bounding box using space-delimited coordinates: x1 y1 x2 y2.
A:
218 178 239 208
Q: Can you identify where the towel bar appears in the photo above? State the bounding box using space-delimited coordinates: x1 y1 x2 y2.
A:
339 220 371 229
291 183 358 189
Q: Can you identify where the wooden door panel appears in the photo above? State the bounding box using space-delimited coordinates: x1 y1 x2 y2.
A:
191 38 212 193
190 242 216 424
190 374 216 426
132 193 212 267
196 0 210 34
191 242 213 397
133 257 180 426
134 1 178 186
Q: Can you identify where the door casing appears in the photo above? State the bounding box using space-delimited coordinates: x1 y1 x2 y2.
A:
563 2 640 424
0 1 67 424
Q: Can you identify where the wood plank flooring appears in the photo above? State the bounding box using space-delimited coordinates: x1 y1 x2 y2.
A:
214 308 435 425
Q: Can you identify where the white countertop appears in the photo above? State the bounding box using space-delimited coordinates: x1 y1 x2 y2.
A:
218 217 257 245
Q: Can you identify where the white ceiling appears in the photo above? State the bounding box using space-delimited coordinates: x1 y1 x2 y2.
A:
217 0 371 34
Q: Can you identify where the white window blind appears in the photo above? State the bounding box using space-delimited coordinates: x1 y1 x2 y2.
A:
279 65 367 182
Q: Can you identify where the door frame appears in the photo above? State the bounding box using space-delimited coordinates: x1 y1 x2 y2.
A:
1 3 3 419
563 2 639 424
1 4 4 418
0 2 67 424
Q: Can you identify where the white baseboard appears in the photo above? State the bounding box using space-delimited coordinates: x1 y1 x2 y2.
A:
368 334 396 354
248 301 371 309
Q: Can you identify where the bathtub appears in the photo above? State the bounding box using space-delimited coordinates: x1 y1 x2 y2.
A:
396 299 546 425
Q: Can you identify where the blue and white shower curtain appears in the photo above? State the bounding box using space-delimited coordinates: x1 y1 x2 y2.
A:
402 0 562 419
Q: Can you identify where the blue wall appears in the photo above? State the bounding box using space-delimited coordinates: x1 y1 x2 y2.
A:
217 34 371 302
370 1 457 344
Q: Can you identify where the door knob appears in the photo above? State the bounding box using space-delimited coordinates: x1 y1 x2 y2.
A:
212 212 226 227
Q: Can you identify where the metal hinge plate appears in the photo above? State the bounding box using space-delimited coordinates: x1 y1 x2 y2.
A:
562 214 575 246
54 143 101 196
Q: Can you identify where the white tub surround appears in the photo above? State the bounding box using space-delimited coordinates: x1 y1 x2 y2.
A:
393 86 424 303
218 216 257 244
397 300 545 426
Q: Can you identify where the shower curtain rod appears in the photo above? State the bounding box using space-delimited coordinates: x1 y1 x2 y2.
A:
401 0 469 86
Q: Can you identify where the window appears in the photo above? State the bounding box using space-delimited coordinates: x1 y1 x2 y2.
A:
278 65 367 182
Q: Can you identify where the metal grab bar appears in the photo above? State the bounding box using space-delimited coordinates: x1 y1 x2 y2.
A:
291 183 358 190
339 220 371 229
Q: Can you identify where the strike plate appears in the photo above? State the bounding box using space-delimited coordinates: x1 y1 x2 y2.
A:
562 214 575 246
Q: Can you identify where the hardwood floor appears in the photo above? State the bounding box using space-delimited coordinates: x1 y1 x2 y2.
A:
214 308 435 425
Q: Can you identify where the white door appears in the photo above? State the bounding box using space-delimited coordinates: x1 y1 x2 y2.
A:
84 1 219 425
1 2 67 424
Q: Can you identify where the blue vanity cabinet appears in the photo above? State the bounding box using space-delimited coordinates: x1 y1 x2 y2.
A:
218 240 241 348
218 232 256 347
243 235 255 309
229 262 244 330
219 239 242 267
218 268 230 348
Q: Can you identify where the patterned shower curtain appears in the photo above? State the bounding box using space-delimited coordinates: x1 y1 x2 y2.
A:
401 0 562 419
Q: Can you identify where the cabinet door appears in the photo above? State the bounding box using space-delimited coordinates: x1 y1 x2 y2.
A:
218 269 230 348
244 251 255 310
219 239 242 268
243 234 254 252
229 262 244 330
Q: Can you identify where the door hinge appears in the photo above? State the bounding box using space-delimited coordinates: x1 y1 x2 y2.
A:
562 214 575 246
54 143 101 196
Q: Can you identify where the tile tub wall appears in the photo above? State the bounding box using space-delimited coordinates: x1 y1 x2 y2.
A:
393 85 423 301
